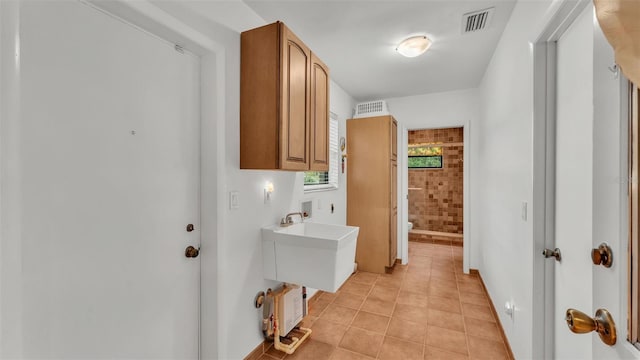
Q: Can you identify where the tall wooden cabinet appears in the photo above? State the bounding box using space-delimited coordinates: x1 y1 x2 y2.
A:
347 115 398 274
240 21 329 171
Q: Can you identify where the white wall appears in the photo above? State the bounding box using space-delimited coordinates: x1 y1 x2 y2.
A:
385 88 480 130
474 1 553 359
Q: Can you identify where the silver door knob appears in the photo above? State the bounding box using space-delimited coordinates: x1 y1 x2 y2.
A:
542 248 561 261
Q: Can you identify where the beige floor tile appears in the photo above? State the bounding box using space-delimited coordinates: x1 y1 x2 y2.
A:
457 282 484 295
430 270 457 281
410 256 433 267
458 291 490 307
341 281 373 297
310 296 333 317
333 291 366 310
385 316 426 344
430 278 458 289
283 339 335 360
424 346 470 360
339 327 384 358
351 311 390 334
406 266 431 276
375 276 403 289
431 259 455 269
427 309 465 332
396 290 428 308
461 303 495 322
361 298 396 316
425 326 468 355
393 303 429 323
401 281 430 296
320 292 339 303
328 348 375 360
299 315 319 328
310 318 349 346
378 336 424 360
464 317 502 341
428 295 462 314
350 272 379 285
428 283 460 300
405 272 431 283
467 335 509 360
368 285 400 303
321 304 358 326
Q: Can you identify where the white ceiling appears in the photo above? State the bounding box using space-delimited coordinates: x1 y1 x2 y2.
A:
172 0 517 102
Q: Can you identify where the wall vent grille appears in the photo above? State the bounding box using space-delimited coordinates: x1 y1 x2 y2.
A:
354 100 390 118
462 7 494 33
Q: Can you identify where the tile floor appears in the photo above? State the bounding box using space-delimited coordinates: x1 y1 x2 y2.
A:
260 241 512 360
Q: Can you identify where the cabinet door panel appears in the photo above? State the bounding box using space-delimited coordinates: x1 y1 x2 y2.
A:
390 160 398 265
310 53 329 171
391 119 397 160
390 210 398 265
280 27 310 170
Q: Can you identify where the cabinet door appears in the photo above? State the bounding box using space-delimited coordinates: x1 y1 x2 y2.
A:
310 53 329 171
280 25 310 170
390 159 398 265
391 119 397 160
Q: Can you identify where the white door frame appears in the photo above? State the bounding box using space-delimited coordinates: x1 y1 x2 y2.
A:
0 1 225 358
401 122 471 273
530 1 591 358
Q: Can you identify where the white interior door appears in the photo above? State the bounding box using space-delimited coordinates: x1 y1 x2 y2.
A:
552 4 640 359
17 1 201 358
553 5 594 359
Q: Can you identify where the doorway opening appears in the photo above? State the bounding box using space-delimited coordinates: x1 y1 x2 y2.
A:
407 127 464 248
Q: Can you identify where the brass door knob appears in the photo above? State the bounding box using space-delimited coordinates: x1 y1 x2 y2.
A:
565 308 616 345
592 243 613 267
185 245 200 258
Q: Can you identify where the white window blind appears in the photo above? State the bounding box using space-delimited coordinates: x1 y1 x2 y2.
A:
304 113 339 191
328 117 339 186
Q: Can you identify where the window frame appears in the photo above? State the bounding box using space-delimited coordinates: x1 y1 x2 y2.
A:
408 155 443 169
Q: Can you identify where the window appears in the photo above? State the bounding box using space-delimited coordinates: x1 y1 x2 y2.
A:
408 144 443 169
304 114 339 191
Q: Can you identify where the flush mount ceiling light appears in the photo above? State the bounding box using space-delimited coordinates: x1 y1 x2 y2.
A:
396 35 432 58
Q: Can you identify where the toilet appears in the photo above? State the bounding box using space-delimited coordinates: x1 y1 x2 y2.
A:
408 222 413 231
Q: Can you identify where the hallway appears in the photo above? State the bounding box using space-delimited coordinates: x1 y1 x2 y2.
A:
258 241 511 359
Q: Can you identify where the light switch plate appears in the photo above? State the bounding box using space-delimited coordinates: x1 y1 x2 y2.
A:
521 201 527 221
230 191 239 210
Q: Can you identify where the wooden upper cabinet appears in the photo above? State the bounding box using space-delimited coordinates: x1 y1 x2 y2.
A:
310 53 330 171
240 21 329 171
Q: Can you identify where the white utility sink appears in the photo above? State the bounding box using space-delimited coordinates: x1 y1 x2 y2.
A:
262 222 359 292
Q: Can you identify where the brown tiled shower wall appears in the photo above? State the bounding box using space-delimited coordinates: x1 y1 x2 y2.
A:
408 128 463 235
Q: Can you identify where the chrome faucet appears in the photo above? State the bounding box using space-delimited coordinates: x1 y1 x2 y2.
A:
280 212 304 227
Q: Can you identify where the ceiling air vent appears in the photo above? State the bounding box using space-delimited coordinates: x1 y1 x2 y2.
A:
353 100 390 118
462 7 494 33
